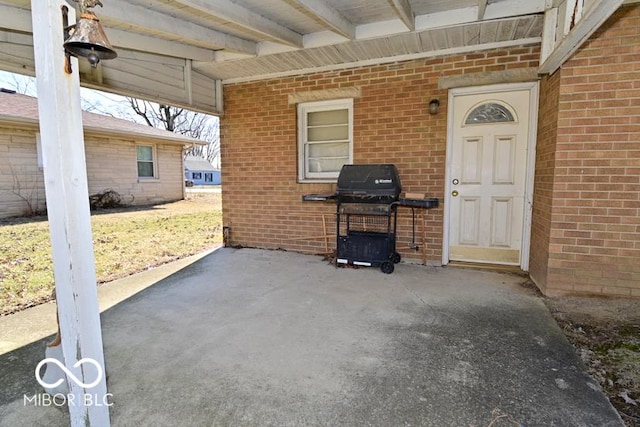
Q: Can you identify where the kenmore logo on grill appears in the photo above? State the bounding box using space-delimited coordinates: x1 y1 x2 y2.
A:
375 179 393 184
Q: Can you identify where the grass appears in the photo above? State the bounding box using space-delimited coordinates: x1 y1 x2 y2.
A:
0 193 222 316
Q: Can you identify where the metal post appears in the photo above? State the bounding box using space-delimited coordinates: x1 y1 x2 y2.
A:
30 0 110 425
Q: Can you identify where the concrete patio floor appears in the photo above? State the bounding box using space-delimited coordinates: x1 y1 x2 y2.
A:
0 248 624 426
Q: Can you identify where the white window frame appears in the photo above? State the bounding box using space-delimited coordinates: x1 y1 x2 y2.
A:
297 99 353 183
136 144 157 179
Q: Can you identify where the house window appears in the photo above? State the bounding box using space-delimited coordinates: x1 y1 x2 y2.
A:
298 99 353 182
205 173 213 182
136 145 156 178
464 102 516 125
192 172 202 180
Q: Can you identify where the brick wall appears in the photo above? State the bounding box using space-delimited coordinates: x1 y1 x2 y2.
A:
530 72 561 292
221 45 540 263
534 5 640 296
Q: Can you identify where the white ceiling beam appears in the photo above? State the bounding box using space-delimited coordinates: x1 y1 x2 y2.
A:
172 0 303 48
0 4 218 61
386 0 415 31
356 19 409 39
539 0 623 73
282 0 355 39
416 7 477 31
478 0 488 20
484 0 546 19
539 6 558 64
99 0 257 55
0 0 257 55
107 29 217 62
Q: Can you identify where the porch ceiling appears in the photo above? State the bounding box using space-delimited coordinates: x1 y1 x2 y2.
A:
0 0 636 112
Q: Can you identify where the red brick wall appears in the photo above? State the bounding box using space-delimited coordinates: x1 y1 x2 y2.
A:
221 45 539 264
535 5 640 296
530 72 561 292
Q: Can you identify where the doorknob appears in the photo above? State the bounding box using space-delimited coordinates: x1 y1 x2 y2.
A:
452 190 459 197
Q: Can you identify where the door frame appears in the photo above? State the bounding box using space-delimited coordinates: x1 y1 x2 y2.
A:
442 82 539 270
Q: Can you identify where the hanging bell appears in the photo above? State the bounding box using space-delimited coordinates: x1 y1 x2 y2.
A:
64 12 117 68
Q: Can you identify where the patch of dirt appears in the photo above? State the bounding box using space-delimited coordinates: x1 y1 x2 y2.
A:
544 296 640 426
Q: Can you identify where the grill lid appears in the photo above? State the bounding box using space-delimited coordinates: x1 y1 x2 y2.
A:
336 164 402 203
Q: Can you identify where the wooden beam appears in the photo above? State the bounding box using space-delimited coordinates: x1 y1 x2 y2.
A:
30 0 109 425
478 0 488 20
99 0 257 55
540 6 558 65
484 0 546 20
174 0 303 47
386 0 415 30
0 2 240 59
539 0 623 74
283 0 355 39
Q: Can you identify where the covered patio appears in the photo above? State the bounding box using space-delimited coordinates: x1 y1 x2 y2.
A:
0 248 624 425
1 0 638 425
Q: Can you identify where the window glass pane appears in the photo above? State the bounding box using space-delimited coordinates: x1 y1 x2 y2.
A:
307 142 349 173
193 172 202 179
137 145 153 161
308 142 349 158
308 124 348 141
205 173 213 182
465 103 515 124
138 162 154 177
307 157 348 173
308 109 348 126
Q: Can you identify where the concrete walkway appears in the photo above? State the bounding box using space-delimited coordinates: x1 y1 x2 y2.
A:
0 248 623 426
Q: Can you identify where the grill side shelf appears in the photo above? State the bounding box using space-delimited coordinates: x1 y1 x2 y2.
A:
395 197 439 209
302 194 337 202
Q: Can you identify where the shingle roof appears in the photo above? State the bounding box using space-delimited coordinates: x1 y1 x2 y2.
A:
0 89 202 146
184 155 218 171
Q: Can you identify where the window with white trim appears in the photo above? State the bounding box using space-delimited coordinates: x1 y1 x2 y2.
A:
298 99 353 182
136 145 156 178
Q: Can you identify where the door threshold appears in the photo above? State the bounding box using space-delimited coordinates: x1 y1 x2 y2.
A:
447 261 526 275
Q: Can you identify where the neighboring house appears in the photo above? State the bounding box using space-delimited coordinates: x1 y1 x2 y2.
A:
0 90 201 219
184 156 221 185
220 5 640 298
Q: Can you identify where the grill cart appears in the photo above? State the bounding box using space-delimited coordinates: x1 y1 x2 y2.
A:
335 164 402 273
304 164 439 274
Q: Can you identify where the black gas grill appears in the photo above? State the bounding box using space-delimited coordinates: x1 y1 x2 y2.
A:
304 164 438 274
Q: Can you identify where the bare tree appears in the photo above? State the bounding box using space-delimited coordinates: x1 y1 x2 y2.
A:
10 164 43 216
127 98 220 167
2 72 37 96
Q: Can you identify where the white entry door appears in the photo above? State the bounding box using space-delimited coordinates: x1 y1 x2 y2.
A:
446 84 537 266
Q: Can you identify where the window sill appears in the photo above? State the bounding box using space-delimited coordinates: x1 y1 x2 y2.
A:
298 179 338 184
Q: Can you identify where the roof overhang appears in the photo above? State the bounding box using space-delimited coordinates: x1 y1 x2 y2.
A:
0 0 635 111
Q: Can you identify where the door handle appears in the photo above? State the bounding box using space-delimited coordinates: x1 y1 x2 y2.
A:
452 190 459 197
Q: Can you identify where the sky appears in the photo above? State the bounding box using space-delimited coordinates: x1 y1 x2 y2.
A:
0 69 145 124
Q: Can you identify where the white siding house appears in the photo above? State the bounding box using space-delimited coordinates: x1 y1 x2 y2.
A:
0 90 201 218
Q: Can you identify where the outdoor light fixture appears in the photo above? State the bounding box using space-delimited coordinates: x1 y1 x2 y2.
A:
428 99 440 115
64 0 117 69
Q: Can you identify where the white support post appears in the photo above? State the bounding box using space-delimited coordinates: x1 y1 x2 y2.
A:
30 1 110 426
